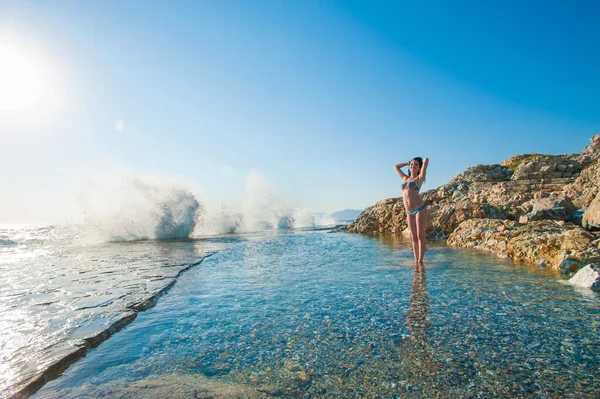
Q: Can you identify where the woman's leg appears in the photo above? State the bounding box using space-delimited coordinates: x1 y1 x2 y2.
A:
407 214 419 263
415 207 428 263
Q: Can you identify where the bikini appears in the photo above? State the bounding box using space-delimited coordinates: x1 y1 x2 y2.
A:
401 181 427 215
406 204 427 215
400 181 420 191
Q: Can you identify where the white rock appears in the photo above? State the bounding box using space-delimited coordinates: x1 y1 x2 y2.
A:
568 264 600 291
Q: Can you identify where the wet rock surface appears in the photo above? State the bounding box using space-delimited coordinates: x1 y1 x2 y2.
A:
33 373 267 399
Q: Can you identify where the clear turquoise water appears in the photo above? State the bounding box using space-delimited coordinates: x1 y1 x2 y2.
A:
32 230 600 398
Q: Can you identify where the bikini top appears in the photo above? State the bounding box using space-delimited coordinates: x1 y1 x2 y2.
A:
401 181 421 191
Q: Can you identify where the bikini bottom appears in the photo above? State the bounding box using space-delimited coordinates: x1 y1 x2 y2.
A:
406 204 427 215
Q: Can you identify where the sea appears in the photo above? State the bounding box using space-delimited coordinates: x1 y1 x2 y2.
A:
1 219 600 398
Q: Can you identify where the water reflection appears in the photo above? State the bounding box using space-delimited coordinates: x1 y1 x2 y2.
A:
396 264 440 383
405 264 431 346
373 232 407 248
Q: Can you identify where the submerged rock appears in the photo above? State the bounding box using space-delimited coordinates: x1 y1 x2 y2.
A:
568 264 600 292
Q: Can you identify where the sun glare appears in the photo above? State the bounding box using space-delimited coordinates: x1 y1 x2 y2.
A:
0 43 43 111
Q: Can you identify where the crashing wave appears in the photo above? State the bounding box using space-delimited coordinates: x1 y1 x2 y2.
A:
77 176 202 243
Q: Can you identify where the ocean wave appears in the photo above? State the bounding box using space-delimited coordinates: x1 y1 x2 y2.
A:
75 176 202 243
66 170 334 241
194 207 337 236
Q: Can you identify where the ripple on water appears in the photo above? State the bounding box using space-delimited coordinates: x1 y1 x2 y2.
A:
32 231 600 398
1 225 236 397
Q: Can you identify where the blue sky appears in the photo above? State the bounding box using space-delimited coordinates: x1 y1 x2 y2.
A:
1 0 599 223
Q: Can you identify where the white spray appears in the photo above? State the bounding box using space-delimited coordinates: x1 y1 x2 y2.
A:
75 173 202 242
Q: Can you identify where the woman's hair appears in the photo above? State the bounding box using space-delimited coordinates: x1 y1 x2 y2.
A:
407 157 423 177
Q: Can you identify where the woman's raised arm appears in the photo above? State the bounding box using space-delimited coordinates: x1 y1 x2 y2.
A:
420 158 429 180
395 162 409 179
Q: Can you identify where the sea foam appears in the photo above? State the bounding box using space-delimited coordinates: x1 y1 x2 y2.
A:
71 170 333 241
75 175 201 243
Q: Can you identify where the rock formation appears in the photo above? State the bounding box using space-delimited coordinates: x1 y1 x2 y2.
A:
582 192 600 230
345 134 600 276
568 264 600 292
446 219 600 273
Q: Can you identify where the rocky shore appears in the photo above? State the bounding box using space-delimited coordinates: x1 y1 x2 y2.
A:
343 134 600 290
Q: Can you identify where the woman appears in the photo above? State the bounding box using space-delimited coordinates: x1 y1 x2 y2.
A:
394 157 429 264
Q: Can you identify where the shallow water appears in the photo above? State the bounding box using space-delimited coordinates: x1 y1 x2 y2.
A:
30 230 600 398
0 224 242 397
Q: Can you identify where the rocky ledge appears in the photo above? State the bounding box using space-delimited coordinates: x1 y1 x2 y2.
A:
344 134 600 289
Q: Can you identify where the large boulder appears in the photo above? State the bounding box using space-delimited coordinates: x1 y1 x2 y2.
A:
427 200 504 234
582 192 600 230
518 195 576 222
346 198 406 234
566 134 600 208
568 264 600 292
